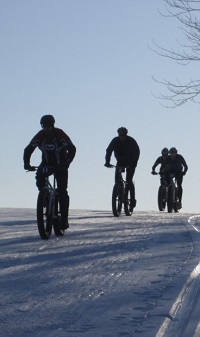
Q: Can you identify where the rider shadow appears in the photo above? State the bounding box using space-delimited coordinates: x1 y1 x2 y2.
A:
70 215 113 220
70 210 113 221
0 220 37 227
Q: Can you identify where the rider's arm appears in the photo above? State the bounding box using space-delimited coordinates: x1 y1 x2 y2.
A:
105 138 115 165
23 130 43 168
179 155 188 174
130 138 140 165
152 157 161 172
23 145 35 168
66 143 76 163
55 128 76 164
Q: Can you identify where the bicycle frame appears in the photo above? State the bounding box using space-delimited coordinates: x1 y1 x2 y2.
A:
157 172 178 212
115 167 127 200
43 175 58 219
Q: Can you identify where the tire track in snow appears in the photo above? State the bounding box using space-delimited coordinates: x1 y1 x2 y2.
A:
0 209 195 337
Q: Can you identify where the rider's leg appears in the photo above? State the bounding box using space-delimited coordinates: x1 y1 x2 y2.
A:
55 169 69 229
176 173 183 203
126 166 136 206
35 166 45 190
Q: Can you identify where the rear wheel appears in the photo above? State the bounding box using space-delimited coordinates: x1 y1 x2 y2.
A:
112 183 123 217
158 185 166 211
37 189 52 239
124 185 135 216
53 193 64 236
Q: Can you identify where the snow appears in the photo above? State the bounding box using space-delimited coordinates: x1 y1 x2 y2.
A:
1 208 200 337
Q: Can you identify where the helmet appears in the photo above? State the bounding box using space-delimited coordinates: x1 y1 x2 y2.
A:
161 147 168 156
117 127 128 135
169 147 178 155
40 115 55 127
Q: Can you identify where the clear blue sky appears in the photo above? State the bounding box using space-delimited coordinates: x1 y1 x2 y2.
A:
1 0 199 213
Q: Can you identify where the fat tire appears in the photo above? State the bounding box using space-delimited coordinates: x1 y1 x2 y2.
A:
112 183 123 217
174 187 179 213
37 189 52 240
53 194 64 236
124 185 135 216
158 185 166 211
167 185 173 213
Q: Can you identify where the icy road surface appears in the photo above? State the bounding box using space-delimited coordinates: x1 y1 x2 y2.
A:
1 208 200 337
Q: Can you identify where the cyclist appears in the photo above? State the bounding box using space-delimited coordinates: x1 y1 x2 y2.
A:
162 147 188 209
23 115 76 229
151 147 169 174
104 127 140 207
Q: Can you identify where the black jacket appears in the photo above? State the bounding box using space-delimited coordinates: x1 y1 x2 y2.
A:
23 127 76 167
105 136 140 167
164 154 188 173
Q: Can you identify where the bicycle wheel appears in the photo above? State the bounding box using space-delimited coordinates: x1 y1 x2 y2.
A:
167 185 174 213
37 189 53 239
124 185 135 216
112 183 123 217
158 185 166 211
53 193 64 236
174 187 179 213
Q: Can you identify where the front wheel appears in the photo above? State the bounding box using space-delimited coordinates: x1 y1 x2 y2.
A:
112 183 123 217
167 185 179 213
124 185 135 216
167 185 175 213
37 189 53 239
174 187 179 213
158 185 166 211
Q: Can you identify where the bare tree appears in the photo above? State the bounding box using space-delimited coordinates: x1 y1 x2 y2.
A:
154 0 200 107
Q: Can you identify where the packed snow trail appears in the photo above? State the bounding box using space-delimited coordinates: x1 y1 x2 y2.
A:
0 208 199 337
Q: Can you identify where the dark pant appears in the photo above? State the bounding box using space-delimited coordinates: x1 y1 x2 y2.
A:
165 172 183 202
115 164 136 197
175 173 183 202
36 166 69 221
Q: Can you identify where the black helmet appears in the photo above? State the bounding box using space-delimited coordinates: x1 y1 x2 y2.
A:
117 127 128 135
40 115 55 127
161 147 168 156
169 147 178 155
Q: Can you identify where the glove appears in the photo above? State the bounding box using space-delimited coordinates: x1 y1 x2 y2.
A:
182 171 187 176
151 171 157 175
24 163 35 171
104 163 112 168
24 163 31 170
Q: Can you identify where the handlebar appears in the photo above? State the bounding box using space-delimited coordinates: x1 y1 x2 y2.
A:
26 166 38 172
26 165 53 173
151 171 158 175
104 164 130 169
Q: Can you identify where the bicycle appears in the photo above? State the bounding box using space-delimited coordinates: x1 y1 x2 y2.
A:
153 172 179 213
28 166 65 239
109 165 136 217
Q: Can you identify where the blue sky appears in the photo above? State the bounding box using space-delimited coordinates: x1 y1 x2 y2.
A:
1 0 199 213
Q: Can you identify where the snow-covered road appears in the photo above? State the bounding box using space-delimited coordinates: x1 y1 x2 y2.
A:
0 208 200 337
